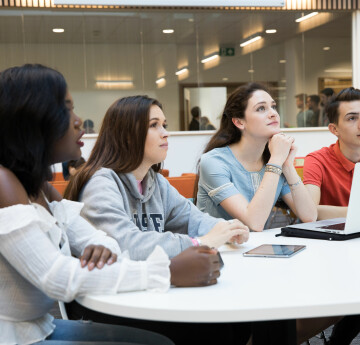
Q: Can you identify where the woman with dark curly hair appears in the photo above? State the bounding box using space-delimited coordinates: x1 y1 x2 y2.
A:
0 64 221 345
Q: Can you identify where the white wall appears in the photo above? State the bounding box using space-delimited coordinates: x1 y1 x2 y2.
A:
54 129 337 176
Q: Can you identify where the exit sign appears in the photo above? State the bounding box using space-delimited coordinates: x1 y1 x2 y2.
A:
219 47 235 56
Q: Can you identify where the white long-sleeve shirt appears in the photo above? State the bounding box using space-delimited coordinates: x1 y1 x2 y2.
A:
0 199 170 345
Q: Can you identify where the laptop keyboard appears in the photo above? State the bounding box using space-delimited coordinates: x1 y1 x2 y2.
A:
319 222 346 231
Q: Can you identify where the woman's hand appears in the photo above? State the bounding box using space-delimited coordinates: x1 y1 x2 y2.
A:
268 133 294 166
170 246 221 287
80 245 117 271
198 219 249 248
282 143 298 171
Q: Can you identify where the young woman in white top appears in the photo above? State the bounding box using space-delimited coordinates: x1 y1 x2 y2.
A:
0 64 223 345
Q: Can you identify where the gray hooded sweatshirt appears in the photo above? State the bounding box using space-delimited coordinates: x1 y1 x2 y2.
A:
79 168 221 260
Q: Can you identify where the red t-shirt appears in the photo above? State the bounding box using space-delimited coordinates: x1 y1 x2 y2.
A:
303 141 355 206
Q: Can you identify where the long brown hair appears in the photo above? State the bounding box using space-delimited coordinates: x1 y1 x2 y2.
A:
194 83 271 201
65 95 162 201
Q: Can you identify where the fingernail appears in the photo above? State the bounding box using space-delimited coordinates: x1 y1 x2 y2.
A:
97 261 104 268
88 262 95 271
107 258 114 265
81 260 87 267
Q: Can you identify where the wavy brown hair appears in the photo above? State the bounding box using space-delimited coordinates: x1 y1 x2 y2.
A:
194 83 272 201
65 95 162 201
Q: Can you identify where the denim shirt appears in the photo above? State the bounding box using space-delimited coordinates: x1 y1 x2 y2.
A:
196 146 290 224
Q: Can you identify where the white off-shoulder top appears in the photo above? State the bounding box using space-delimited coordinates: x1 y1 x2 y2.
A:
0 199 170 345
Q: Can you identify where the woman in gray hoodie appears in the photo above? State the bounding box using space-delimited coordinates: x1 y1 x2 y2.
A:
65 95 251 345
65 95 249 261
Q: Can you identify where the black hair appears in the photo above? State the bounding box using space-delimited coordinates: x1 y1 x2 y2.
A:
191 106 201 118
326 87 360 124
321 88 335 97
68 157 86 169
0 64 69 197
308 94 320 105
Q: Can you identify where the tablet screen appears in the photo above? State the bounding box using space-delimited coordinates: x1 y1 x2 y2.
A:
243 244 306 258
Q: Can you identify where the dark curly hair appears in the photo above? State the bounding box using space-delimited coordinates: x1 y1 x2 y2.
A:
0 64 69 197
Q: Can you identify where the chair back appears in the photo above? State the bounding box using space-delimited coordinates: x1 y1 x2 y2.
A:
50 181 69 196
166 175 197 199
160 169 169 177
52 172 65 182
294 157 305 181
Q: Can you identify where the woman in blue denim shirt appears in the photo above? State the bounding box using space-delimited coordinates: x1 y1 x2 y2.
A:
197 83 317 232
196 83 343 344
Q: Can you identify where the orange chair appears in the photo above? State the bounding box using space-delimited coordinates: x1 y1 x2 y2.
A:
294 157 305 181
50 181 69 196
181 173 196 177
160 169 170 177
166 175 197 199
52 172 65 182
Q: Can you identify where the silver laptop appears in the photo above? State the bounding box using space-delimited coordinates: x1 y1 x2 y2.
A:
286 162 360 235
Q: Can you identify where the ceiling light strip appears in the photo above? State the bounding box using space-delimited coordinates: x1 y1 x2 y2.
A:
156 77 165 84
175 68 188 76
201 54 219 63
240 35 262 47
295 12 318 23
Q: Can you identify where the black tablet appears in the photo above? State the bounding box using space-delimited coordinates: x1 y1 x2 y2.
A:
243 244 306 258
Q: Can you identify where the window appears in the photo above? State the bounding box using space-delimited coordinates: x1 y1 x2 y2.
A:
0 9 352 130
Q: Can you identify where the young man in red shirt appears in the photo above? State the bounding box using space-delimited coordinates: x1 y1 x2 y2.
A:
304 87 360 345
303 87 360 220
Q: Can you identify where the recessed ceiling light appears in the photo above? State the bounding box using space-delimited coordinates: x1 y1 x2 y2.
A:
53 28 65 33
323 46 330 51
240 35 262 48
248 69 255 73
266 29 277 34
163 29 174 34
188 18 194 22
295 12 318 23
279 59 286 63
222 77 229 81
